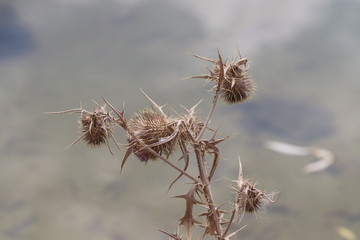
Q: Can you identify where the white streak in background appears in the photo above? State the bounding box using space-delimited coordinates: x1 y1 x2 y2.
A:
265 140 335 174
304 148 335 174
265 141 310 156
336 226 357 240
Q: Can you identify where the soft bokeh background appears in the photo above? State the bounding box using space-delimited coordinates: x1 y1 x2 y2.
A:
1 0 359 239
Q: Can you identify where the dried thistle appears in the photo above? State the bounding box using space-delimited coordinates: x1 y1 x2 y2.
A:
79 107 113 147
236 180 269 213
47 104 114 147
192 53 255 104
233 158 277 215
49 50 279 240
46 102 121 159
127 109 179 162
221 58 254 104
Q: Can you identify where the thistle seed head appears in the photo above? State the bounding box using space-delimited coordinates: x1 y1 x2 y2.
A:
192 53 255 104
236 180 268 213
221 59 255 104
80 108 113 147
127 109 178 162
233 158 276 215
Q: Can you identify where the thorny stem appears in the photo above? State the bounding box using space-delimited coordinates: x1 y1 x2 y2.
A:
194 147 223 239
222 209 236 238
192 51 225 239
195 51 224 142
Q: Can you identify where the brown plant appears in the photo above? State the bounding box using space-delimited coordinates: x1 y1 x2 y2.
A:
49 51 277 240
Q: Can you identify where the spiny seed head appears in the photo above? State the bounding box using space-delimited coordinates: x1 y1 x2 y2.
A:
221 59 255 104
127 109 178 162
192 53 255 104
80 108 113 147
235 179 270 213
233 158 276 215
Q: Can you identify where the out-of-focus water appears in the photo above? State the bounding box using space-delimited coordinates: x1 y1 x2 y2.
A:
1 0 359 239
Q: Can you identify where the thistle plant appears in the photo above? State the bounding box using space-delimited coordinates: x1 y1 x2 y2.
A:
49 51 277 240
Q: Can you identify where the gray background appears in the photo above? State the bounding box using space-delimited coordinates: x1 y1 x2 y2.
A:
1 0 359 239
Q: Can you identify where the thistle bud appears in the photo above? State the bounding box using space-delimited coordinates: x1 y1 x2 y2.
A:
127 109 178 162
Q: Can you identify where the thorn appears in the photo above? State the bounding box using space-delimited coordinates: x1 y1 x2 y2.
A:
140 88 167 117
44 108 83 114
121 148 132 172
236 156 243 188
190 53 216 63
189 99 203 115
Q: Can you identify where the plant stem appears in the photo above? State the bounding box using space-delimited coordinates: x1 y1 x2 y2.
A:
222 209 236 238
194 147 223 239
192 52 226 239
195 51 224 142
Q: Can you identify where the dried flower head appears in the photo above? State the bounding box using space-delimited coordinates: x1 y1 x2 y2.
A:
192 53 255 104
127 109 178 162
236 179 270 213
46 102 120 155
221 58 255 104
233 158 276 215
79 108 113 146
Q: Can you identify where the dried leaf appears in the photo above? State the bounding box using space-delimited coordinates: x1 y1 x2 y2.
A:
174 185 202 240
167 140 190 192
159 229 183 240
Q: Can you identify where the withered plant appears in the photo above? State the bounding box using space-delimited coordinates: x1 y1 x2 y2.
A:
49 51 277 240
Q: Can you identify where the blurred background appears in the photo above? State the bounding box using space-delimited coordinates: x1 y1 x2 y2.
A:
1 0 359 239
